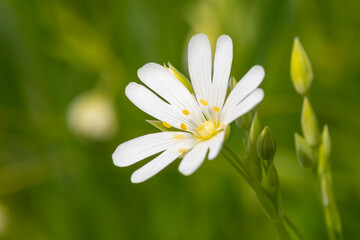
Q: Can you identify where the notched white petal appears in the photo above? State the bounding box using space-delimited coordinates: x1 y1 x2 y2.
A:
188 33 212 102
208 131 225 160
130 149 181 183
112 131 192 167
222 88 264 125
212 35 233 108
178 141 209 176
222 65 265 114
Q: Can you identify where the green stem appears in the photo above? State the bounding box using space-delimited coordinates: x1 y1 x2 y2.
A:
319 171 343 240
284 215 307 240
275 220 292 240
222 145 307 240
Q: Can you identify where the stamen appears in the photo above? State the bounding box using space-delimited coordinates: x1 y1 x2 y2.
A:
200 99 208 106
180 123 187 131
173 134 185 140
162 121 171 128
212 106 220 113
182 109 190 116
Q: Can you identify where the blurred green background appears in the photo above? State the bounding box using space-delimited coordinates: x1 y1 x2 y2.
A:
1 0 359 239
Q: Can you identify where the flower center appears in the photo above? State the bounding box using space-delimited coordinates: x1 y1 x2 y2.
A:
197 121 217 139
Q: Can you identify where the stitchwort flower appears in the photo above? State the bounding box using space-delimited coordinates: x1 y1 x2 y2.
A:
112 33 265 183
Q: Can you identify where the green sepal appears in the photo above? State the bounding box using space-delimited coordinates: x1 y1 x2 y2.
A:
294 133 315 168
247 112 261 155
301 97 320 146
146 120 177 132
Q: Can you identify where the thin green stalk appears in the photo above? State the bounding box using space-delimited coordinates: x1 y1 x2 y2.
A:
319 171 343 240
275 220 292 240
284 215 307 240
222 145 307 240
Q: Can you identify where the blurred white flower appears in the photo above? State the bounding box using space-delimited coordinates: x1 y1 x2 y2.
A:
113 33 264 183
67 91 118 141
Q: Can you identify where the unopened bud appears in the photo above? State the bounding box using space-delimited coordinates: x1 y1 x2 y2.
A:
301 97 320 146
290 37 313 96
164 62 193 93
321 125 331 158
247 112 261 154
295 133 314 168
257 126 276 163
229 76 237 90
318 125 331 174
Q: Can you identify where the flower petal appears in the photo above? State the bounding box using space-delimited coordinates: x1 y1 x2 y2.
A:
222 88 264 125
208 131 225 160
112 131 192 167
211 35 233 109
130 140 195 183
222 65 264 114
137 63 204 125
178 141 209 176
188 33 212 104
126 82 198 131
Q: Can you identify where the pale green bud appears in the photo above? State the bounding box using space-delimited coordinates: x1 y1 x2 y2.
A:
247 112 261 154
290 37 313 96
294 133 315 168
164 62 193 93
301 97 320 146
321 125 331 157
229 76 237 90
257 126 277 163
318 125 331 174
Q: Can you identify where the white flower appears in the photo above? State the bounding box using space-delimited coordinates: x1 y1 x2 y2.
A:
112 33 265 183
67 91 118 141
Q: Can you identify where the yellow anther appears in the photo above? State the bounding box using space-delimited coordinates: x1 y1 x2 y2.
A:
173 134 185 140
162 121 171 128
197 121 217 139
180 123 187 131
178 148 189 154
182 109 190 116
200 99 208 106
212 106 220 113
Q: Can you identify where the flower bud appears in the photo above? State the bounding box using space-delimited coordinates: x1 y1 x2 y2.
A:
294 133 314 168
247 112 261 154
290 37 313 96
321 125 331 158
318 125 331 174
164 62 193 93
301 97 320 146
257 126 276 163
225 125 231 141
229 76 237 90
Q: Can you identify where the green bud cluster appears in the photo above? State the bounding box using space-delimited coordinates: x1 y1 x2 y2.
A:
291 38 342 240
239 113 282 222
